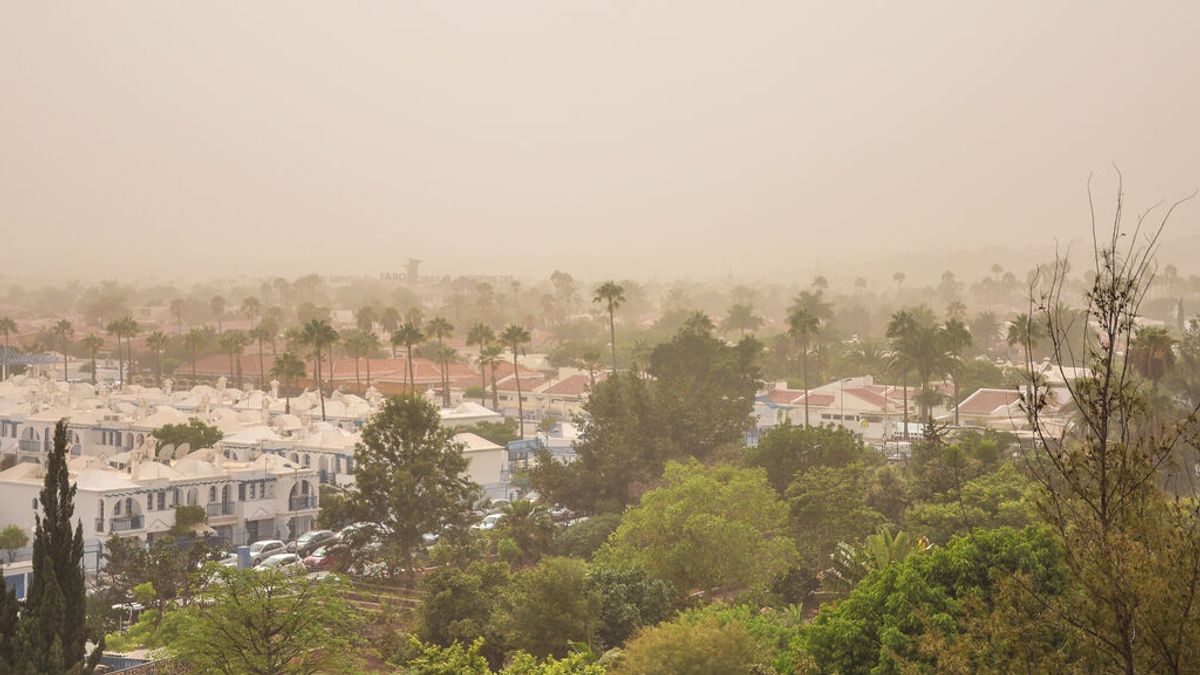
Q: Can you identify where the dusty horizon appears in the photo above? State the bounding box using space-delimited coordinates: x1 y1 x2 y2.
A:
3 2 1199 284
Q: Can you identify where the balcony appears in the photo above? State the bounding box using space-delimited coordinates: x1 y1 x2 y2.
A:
17 439 40 453
206 502 234 517
110 516 144 532
289 495 317 511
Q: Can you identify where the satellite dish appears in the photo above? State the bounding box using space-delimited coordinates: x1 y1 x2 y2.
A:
175 442 191 460
157 444 175 462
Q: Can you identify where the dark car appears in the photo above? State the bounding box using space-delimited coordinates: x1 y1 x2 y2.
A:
303 543 349 572
290 529 338 557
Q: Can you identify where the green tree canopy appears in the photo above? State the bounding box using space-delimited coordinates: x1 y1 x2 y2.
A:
171 566 360 674
745 423 877 494
345 394 479 581
150 418 223 452
597 460 795 596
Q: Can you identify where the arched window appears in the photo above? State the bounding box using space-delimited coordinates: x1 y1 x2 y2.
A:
209 486 217 502
221 485 230 503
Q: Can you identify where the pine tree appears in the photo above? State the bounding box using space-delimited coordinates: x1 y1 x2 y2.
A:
6 420 102 674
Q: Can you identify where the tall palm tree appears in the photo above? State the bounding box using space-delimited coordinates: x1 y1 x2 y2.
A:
1130 326 1176 386
301 319 338 420
467 322 495 406
500 324 531 439
118 316 141 384
380 307 401 336
145 330 171 387
593 281 625 372
479 343 504 410
435 345 458 405
0 317 17 380
1006 313 1043 367
941 319 973 426
887 310 919 438
259 315 280 358
392 321 424 392
168 299 186 335
355 306 377 331
80 334 104 385
210 296 227 334
789 289 834 323
219 330 250 389
787 308 820 427
241 296 261 327
427 317 454 407
342 329 371 393
182 327 208 386
361 331 379 389
248 323 273 390
270 351 306 414
51 319 73 382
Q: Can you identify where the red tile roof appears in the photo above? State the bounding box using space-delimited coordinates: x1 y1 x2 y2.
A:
542 373 604 396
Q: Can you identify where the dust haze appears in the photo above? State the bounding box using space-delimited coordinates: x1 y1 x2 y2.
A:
2 1 1199 285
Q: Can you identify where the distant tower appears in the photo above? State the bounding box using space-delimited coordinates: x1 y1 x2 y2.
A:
406 258 422 283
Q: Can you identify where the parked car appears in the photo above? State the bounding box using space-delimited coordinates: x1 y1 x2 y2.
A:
248 539 286 566
257 553 306 573
303 543 349 572
471 513 504 531
289 530 338 557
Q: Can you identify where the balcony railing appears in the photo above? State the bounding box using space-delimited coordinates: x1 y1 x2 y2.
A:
110 516 144 532
17 439 40 452
206 502 234 517
289 495 317 511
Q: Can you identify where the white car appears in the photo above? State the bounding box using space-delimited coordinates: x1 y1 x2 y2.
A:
471 513 504 531
249 539 286 566
256 553 305 573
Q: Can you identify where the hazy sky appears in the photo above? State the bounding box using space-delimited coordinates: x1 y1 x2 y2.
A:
2 2 1199 284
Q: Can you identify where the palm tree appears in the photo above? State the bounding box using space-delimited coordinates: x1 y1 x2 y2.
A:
168 299 186 334
241 296 261 327
342 329 372 393
629 338 653 377
496 500 555 566
392 321 424 392
893 272 906 294
427 317 454 407
500 324 531 438
941 319 972 426
355 306 377 331
219 330 250 389
380 307 401 336
270 351 306 414
0 317 17 380
1006 313 1043 366
145 330 171 387
119 316 140 384
210 296 227 333
182 327 208 385
787 309 820 426
467 323 496 405
361 331 379 389
435 345 458 405
259 315 280 358
969 311 1001 353
1130 326 1176 386
479 343 504 410
80 334 104 385
301 319 338 420
248 323 273 390
845 340 889 378
788 289 833 323
51 319 73 382
721 303 763 336
887 310 919 438
593 281 626 372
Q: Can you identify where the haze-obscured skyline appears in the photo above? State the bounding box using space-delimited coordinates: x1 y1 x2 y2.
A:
2 1 1198 284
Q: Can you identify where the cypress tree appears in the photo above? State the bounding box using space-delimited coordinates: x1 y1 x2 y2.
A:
7 419 102 674
0 571 16 667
